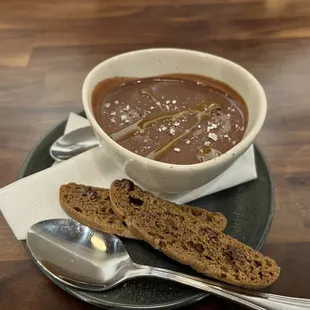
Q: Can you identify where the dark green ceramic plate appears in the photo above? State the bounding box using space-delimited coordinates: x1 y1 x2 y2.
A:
19 112 274 310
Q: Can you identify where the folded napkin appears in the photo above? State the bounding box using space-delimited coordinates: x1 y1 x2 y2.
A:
0 113 257 240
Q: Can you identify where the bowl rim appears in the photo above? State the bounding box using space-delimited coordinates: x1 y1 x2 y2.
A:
82 47 267 172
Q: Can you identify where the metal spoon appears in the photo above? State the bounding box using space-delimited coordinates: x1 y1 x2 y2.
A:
50 126 99 162
27 219 309 310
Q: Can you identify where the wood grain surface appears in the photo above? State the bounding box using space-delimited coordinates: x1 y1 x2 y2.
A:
1 0 310 309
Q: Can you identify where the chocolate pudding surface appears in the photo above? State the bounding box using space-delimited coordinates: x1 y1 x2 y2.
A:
92 74 248 165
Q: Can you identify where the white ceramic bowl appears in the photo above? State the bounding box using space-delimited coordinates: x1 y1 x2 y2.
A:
82 48 267 193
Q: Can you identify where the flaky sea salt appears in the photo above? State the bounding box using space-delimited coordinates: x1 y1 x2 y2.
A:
186 140 191 144
170 128 175 135
104 103 110 108
208 132 218 141
174 148 181 152
121 115 127 121
110 111 116 116
204 141 211 146
207 123 217 131
156 101 161 106
172 100 177 104
125 105 130 111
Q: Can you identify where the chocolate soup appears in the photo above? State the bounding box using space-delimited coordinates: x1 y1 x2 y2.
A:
92 74 248 165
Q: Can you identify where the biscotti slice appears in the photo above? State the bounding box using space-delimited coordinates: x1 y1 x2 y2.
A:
110 179 280 289
110 179 227 232
59 183 135 239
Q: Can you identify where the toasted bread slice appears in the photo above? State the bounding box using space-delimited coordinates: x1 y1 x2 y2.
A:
59 183 135 238
110 179 227 232
110 179 280 289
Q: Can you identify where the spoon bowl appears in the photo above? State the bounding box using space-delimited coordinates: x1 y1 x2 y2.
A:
27 219 141 290
50 127 99 162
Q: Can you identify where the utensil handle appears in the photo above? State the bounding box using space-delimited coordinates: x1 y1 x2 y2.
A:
133 264 310 310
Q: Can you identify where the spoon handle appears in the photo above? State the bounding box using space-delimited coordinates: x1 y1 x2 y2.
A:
133 264 309 310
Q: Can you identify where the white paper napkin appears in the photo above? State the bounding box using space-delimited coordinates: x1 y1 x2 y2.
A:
0 113 257 240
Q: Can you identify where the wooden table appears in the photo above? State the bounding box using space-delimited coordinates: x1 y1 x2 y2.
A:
1 0 310 309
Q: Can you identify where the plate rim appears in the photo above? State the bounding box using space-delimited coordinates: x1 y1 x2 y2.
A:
19 114 275 310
